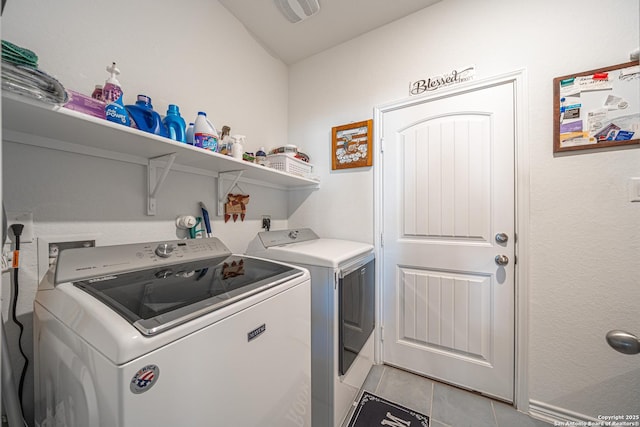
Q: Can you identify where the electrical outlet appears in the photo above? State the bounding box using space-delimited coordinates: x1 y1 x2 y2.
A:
262 215 271 230
6 211 34 243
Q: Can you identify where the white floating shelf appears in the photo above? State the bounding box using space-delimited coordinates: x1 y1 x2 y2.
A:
2 93 320 190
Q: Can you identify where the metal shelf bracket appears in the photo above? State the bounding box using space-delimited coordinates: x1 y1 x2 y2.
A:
217 170 245 216
147 153 177 215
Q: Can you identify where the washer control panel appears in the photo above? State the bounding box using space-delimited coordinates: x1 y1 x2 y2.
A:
55 238 231 284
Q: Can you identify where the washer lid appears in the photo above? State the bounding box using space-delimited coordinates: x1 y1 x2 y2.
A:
259 238 373 268
73 255 302 336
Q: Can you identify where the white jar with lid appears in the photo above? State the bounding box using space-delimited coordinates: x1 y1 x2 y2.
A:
256 147 267 165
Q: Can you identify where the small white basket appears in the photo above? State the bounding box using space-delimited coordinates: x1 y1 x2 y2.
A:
267 154 313 177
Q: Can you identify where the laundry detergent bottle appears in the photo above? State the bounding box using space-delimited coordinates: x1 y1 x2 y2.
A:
163 104 187 143
103 62 131 127
193 112 219 151
186 122 195 145
126 95 169 137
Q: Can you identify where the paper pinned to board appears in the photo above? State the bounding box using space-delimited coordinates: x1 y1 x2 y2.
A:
619 64 640 81
587 108 608 132
559 73 615 97
559 131 592 147
575 75 613 92
604 94 629 110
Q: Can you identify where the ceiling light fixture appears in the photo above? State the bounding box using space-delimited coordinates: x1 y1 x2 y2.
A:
274 0 320 23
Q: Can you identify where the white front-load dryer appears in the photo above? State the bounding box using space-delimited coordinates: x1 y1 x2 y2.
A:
247 228 375 427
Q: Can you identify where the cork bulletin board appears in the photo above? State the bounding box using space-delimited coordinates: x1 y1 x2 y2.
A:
553 61 640 153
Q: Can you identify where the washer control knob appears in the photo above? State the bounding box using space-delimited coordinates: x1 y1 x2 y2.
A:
155 243 175 258
288 230 299 239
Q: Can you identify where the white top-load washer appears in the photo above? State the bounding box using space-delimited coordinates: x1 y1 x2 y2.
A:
247 229 375 427
34 237 311 427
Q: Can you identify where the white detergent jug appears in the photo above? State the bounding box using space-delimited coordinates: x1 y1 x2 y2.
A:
193 112 219 151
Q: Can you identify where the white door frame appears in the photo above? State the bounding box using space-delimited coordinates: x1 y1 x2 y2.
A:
373 69 530 411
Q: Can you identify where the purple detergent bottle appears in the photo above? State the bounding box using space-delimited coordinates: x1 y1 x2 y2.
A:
103 62 131 126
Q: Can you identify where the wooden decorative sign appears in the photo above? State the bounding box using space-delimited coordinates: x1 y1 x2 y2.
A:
331 119 373 170
409 65 475 96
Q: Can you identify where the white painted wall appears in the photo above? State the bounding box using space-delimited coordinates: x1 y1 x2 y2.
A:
1 1 291 424
2 0 639 423
1 0 290 151
288 0 640 419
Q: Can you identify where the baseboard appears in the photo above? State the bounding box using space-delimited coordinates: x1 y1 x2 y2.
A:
529 400 600 425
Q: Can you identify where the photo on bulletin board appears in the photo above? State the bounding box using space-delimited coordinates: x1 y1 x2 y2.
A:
331 119 373 170
553 61 640 153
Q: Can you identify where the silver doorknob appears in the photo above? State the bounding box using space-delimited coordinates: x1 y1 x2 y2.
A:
606 330 640 355
495 255 509 266
495 233 509 243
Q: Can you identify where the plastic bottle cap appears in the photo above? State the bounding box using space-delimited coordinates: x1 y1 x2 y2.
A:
167 104 180 114
198 111 207 116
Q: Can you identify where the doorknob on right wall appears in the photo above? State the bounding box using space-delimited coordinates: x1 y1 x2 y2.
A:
606 330 640 355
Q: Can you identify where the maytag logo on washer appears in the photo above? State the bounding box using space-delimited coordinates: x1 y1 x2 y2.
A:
130 364 160 394
248 323 266 342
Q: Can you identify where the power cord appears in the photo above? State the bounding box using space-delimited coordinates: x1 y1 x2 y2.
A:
9 223 29 419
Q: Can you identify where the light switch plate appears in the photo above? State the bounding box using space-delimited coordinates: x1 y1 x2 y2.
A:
629 177 640 202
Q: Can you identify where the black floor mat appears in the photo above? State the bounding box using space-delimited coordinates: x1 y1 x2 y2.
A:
347 391 430 427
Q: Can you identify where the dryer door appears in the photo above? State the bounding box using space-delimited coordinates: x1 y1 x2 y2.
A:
339 256 375 375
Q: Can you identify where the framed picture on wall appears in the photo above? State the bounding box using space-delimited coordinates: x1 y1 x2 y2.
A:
553 61 640 153
331 119 373 170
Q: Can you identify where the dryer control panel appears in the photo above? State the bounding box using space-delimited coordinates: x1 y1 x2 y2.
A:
256 228 319 248
54 238 231 284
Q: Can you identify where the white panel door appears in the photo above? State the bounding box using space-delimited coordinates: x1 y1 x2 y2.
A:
381 80 516 401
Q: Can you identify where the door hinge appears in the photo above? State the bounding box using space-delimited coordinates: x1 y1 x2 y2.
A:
380 137 384 153
380 233 384 247
380 325 384 342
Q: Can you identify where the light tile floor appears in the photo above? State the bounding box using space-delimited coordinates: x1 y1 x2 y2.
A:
342 364 553 427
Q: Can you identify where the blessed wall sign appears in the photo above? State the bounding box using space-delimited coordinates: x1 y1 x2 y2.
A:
409 65 475 96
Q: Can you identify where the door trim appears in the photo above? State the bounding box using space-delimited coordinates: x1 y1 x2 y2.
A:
372 69 530 411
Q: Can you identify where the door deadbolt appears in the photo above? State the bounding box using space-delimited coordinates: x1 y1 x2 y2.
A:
495 233 509 243
495 255 509 266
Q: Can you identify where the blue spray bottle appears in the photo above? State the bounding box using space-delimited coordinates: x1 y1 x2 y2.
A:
103 62 131 127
